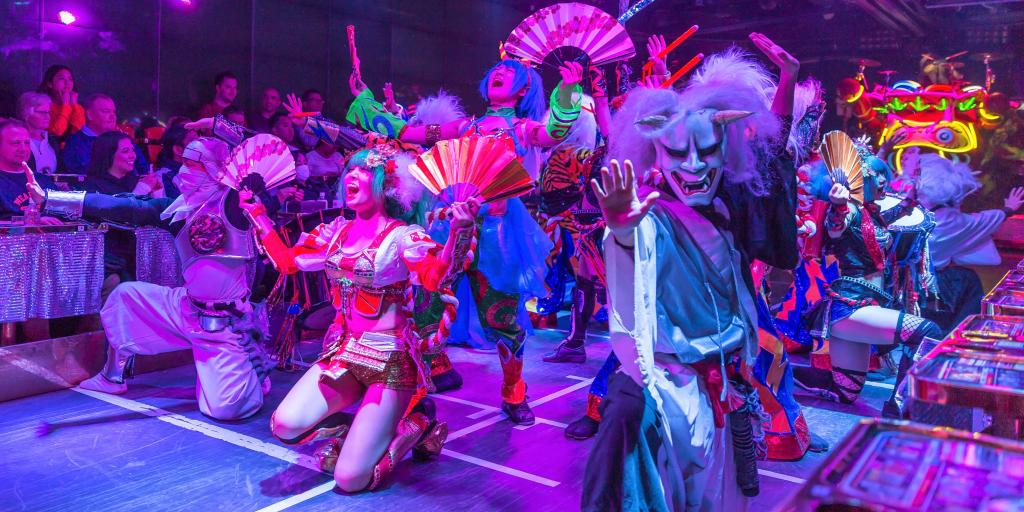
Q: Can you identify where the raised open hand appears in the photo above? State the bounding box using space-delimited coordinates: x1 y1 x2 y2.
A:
23 162 45 204
590 159 659 239
283 93 305 116
749 32 799 77
1005 186 1024 213
646 34 669 76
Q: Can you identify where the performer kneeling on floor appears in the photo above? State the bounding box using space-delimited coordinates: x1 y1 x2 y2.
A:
248 142 478 492
33 116 278 421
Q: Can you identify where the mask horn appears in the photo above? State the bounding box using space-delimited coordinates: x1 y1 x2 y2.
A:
635 114 670 132
711 110 753 126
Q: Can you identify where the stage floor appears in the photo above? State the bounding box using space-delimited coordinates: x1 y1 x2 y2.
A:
1 323 897 511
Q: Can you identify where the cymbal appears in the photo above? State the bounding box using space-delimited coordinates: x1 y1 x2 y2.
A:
877 69 897 76
969 52 1011 62
850 58 881 67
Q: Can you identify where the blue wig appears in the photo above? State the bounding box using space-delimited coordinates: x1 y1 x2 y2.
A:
478 60 545 121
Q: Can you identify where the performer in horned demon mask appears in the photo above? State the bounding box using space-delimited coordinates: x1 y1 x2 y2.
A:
581 33 800 511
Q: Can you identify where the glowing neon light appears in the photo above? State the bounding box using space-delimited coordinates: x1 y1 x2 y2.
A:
845 84 865 103
979 106 1001 121
892 80 921 92
957 97 978 112
962 85 983 93
58 10 76 25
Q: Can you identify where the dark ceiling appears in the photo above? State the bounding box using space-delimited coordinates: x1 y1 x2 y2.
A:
481 0 1024 96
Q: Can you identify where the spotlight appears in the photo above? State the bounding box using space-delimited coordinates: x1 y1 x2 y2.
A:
180 0 192 4
58 10 76 25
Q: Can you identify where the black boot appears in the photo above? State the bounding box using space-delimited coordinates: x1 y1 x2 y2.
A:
565 393 603 440
793 365 866 404
885 315 942 419
544 283 595 364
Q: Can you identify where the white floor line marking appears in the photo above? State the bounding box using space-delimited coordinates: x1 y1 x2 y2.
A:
467 409 496 420
442 449 560 487
566 375 590 381
447 413 509 441
72 382 563 512
864 381 895 390
430 393 501 413
71 388 322 472
447 378 593 440
254 481 336 512
528 378 594 408
514 417 570 430
758 469 806 484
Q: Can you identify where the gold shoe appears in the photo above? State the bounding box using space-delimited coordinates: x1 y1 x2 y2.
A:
412 421 448 461
315 424 350 474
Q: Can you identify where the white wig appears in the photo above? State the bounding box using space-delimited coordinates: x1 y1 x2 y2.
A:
609 47 782 194
408 91 466 127
916 153 981 209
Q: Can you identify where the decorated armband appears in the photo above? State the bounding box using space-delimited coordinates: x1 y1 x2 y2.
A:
344 88 407 138
42 189 86 219
299 114 368 151
546 82 583 140
212 114 253 147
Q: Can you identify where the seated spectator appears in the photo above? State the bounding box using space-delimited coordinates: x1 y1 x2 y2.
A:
270 111 303 152
18 92 58 175
37 64 84 141
248 87 281 133
83 132 158 196
222 105 248 127
165 116 191 129
84 131 164 301
305 140 343 179
296 88 326 148
62 94 149 176
197 71 238 119
301 140 342 204
0 119 58 221
152 125 197 199
301 88 325 113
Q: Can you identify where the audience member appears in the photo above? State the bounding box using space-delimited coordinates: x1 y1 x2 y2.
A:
0 119 58 221
37 64 85 141
197 71 239 119
83 132 155 196
296 88 326 148
84 131 162 301
18 92 58 175
249 87 281 133
222 105 248 127
62 94 149 176
153 125 197 199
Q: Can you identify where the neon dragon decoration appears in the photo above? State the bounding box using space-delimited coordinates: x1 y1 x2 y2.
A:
838 79 1001 174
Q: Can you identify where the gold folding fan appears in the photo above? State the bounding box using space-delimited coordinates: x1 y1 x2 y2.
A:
819 130 865 204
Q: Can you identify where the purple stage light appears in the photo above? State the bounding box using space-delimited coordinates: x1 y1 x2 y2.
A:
58 10 76 25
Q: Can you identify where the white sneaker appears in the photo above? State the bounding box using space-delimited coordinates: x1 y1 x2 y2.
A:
77 374 127 395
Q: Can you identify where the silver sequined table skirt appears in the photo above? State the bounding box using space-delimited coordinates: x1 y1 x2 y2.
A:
134 227 182 288
0 225 105 322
